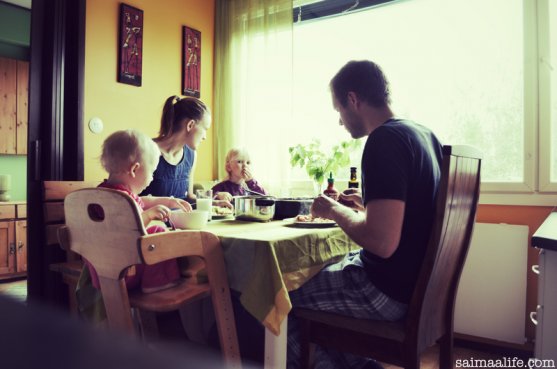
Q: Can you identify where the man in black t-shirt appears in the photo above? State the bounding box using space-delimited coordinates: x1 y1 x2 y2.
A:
287 60 443 369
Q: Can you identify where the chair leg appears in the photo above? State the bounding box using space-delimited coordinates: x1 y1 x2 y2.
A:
438 332 454 369
403 345 420 369
299 318 312 369
136 309 159 341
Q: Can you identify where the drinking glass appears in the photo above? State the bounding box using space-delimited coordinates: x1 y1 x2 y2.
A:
196 189 213 221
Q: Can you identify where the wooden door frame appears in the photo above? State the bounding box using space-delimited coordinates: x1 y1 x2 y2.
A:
27 0 85 305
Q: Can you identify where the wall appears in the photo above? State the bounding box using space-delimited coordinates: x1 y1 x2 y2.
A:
0 1 30 60
0 2 29 201
84 0 215 183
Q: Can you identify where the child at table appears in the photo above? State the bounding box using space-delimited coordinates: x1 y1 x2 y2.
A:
212 148 268 201
86 129 192 293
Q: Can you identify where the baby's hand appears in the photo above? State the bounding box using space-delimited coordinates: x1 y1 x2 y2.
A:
166 197 192 212
145 204 172 222
215 191 233 202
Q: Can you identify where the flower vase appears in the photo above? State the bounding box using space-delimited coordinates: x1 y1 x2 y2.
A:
313 180 324 197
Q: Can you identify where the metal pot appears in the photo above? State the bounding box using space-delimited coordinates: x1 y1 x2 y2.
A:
273 197 314 220
234 196 275 222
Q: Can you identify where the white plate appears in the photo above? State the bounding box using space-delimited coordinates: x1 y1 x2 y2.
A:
292 220 337 228
212 214 233 220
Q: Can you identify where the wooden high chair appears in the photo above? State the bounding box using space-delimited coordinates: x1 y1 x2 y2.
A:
58 188 241 369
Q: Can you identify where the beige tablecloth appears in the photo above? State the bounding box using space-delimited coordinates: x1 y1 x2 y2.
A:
206 219 359 335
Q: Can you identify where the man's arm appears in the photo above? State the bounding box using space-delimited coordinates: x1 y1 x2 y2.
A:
311 195 404 258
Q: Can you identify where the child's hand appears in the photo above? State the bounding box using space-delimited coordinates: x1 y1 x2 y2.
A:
213 199 233 209
242 167 253 181
166 197 192 212
215 191 233 202
144 204 172 223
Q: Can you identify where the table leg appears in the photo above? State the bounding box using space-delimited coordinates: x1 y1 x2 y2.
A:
264 318 288 369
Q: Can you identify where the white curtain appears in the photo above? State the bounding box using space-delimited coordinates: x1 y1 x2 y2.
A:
214 0 293 195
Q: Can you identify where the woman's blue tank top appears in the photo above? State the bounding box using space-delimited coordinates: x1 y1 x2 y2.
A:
140 145 194 199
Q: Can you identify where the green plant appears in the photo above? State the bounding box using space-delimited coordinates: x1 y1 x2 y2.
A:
288 139 361 185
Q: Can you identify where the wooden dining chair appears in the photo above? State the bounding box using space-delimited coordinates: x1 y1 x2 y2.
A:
293 145 482 369
58 188 242 369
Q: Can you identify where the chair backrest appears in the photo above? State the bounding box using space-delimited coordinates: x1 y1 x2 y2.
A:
43 180 98 259
64 188 146 280
406 145 482 350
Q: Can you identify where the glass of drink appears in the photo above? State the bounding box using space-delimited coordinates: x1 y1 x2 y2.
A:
196 189 213 221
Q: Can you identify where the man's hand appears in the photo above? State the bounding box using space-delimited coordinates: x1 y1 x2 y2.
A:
311 195 338 219
338 188 364 211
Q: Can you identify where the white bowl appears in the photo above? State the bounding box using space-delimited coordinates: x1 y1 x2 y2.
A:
170 210 208 230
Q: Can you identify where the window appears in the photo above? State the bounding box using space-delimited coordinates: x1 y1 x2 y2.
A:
291 0 534 193
540 0 557 191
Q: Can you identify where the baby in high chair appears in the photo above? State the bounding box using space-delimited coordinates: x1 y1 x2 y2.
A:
86 129 192 293
212 148 267 201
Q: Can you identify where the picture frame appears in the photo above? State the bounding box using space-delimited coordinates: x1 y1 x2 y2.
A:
182 25 201 97
118 3 143 86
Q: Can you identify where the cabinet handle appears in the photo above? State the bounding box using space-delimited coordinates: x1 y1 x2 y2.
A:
9 243 16 255
532 265 540 275
530 311 538 325
17 241 23 252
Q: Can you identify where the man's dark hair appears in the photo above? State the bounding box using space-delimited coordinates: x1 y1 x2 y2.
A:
330 60 391 108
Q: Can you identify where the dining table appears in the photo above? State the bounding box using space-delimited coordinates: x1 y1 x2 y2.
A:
201 217 360 369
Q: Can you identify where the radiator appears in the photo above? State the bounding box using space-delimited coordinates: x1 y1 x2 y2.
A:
454 223 529 344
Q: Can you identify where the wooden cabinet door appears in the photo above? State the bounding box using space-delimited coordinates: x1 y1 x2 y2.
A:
0 57 17 154
16 61 29 155
0 221 16 275
15 220 27 272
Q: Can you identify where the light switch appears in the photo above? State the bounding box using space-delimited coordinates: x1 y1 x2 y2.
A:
88 117 104 134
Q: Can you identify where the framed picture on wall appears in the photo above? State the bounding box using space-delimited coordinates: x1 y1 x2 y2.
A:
182 25 201 97
118 3 143 86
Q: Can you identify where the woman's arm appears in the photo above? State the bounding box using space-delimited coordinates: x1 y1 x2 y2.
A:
186 151 197 201
141 195 192 212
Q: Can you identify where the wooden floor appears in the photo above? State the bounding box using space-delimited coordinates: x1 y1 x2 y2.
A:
0 279 529 368
0 277 27 303
381 346 509 369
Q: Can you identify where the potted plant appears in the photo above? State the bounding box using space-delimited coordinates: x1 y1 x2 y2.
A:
288 139 361 196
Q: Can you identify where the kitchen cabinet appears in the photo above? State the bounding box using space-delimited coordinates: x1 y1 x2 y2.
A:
0 57 29 155
531 213 557 360
0 203 27 279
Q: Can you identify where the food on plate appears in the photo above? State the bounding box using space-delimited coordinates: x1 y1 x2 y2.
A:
295 214 333 223
212 206 233 216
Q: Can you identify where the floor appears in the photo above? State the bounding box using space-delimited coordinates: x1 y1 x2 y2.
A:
0 277 27 303
0 279 530 369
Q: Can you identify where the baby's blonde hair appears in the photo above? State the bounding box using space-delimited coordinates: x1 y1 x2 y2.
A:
225 148 250 178
101 129 160 174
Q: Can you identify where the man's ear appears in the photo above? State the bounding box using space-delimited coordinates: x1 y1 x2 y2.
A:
129 162 141 178
347 91 359 108
185 119 196 132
